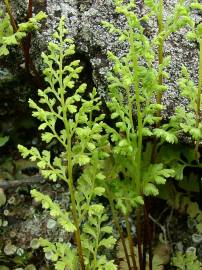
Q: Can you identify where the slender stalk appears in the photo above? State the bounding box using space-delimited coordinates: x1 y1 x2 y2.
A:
142 227 147 270
129 17 144 270
144 199 153 270
27 0 32 18
151 0 164 162
195 39 202 160
67 146 85 270
126 85 135 134
136 208 143 270
108 194 132 270
92 218 101 270
59 38 85 270
157 0 164 105
4 0 18 31
128 22 143 192
125 214 138 270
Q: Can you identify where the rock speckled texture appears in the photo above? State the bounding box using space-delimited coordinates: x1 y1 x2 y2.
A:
1 0 202 116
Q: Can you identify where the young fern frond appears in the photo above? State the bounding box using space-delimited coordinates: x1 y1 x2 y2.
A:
18 16 116 270
103 0 176 208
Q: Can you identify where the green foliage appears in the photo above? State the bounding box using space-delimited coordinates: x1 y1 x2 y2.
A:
167 65 202 141
101 0 202 213
81 204 116 270
102 0 186 215
0 10 47 56
16 0 202 269
38 239 78 270
31 189 76 232
102 0 202 269
18 16 116 270
159 182 202 234
171 249 202 270
0 136 9 147
159 1 202 167
0 11 13 56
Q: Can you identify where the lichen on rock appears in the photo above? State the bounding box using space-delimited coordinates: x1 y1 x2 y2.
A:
1 0 201 116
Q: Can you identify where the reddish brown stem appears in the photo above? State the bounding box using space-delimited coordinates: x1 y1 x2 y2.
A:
136 207 143 270
4 0 44 89
142 219 147 270
144 198 153 270
28 0 33 18
125 214 138 270
108 196 132 270
118 223 132 270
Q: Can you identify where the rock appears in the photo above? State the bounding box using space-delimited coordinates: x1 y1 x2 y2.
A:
30 238 40 249
186 246 197 253
24 265 36 270
46 218 57 229
16 248 24 256
45 251 53 260
3 242 17 255
192 233 202 244
0 0 201 117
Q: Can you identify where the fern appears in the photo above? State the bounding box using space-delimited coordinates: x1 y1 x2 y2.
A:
18 17 116 270
102 1 199 270
0 10 47 56
171 250 202 270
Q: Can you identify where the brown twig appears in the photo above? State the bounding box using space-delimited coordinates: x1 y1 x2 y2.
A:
136 207 143 270
125 213 138 270
0 175 44 190
144 199 153 270
108 195 132 270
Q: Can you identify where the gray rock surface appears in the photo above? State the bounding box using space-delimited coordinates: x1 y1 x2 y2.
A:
1 0 202 116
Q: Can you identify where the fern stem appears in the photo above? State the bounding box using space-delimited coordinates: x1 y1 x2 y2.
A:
195 39 202 160
142 229 147 270
157 0 164 104
92 219 101 270
58 37 85 270
136 208 143 270
28 0 32 18
4 0 18 32
108 194 132 270
67 149 85 270
64 105 85 270
125 213 138 270
128 22 143 192
151 0 164 162
129 17 144 270
69 179 85 270
144 199 153 270
64 116 85 269
126 85 135 135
